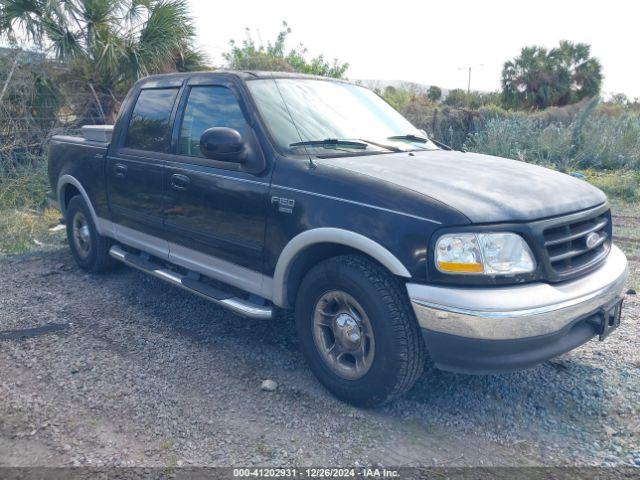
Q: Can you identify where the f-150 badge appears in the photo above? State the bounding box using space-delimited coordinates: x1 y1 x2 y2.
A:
271 196 295 214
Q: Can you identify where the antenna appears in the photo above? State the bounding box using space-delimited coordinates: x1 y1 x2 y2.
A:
271 74 316 169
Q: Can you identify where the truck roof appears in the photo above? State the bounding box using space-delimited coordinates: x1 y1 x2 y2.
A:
135 70 352 88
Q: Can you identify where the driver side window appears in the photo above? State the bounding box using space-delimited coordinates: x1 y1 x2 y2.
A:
178 86 247 158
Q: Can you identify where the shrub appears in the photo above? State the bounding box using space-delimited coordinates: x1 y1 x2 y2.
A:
584 170 640 203
0 159 49 210
224 22 348 78
0 160 63 254
462 102 640 171
383 86 413 111
574 113 640 170
443 89 501 109
427 86 442 102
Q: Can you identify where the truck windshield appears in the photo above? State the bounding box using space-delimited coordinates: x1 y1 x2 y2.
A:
246 78 438 156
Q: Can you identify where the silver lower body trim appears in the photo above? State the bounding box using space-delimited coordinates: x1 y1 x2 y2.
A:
109 246 273 320
408 245 628 340
97 217 274 302
169 242 271 300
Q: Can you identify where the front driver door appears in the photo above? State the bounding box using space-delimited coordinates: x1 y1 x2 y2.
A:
107 86 180 257
163 80 270 286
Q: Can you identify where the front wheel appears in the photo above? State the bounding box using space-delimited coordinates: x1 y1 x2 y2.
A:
295 255 426 407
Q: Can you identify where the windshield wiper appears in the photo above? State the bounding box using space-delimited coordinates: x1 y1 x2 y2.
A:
359 138 404 152
388 134 453 151
387 134 429 143
290 138 368 150
290 138 404 154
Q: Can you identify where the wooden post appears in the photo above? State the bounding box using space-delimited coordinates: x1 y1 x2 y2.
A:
88 83 106 122
432 108 438 138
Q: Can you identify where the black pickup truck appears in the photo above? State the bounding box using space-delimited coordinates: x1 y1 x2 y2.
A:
48 71 628 406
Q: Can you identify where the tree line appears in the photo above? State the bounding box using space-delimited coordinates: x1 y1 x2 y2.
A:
0 1 611 114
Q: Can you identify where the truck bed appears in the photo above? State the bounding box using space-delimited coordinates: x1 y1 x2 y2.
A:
48 133 111 222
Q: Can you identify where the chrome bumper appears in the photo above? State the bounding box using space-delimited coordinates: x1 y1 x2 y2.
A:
408 245 628 340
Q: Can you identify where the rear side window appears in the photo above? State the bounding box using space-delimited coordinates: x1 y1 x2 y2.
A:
125 88 179 152
178 86 247 158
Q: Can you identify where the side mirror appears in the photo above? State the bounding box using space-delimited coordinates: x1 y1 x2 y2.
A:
200 127 247 163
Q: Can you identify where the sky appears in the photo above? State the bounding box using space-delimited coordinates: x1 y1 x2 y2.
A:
190 0 640 98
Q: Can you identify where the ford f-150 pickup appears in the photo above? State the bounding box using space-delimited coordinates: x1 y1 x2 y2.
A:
48 71 628 406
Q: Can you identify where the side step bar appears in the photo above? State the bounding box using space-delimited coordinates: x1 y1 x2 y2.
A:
109 245 272 320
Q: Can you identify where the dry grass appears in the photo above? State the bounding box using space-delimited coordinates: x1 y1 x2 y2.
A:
0 162 66 255
0 207 64 254
585 170 640 203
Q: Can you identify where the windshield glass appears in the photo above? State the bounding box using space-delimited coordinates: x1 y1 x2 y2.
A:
246 78 438 156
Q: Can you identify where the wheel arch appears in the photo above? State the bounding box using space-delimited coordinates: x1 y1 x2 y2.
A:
57 175 103 234
273 228 411 307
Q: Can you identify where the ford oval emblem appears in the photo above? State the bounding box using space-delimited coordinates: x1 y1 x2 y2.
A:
585 232 601 249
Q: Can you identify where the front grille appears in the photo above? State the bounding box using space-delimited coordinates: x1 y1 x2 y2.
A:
542 208 611 278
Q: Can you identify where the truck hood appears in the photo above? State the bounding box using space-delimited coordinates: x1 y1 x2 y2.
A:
322 150 607 223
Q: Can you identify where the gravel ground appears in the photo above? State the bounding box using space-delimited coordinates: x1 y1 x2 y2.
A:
1 204 639 467
0 249 638 468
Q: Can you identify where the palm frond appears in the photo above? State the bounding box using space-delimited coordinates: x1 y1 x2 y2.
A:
1 0 202 118
0 0 48 43
92 31 126 80
174 47 206 72
134 0 194 75
77 0 118 28
40 13 83 59
124 0 150 24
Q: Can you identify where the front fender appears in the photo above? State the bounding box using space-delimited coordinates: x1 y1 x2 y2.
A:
272 228 411 306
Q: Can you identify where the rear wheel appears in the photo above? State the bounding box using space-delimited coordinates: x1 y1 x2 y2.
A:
65 195 118 272
295 255 425 407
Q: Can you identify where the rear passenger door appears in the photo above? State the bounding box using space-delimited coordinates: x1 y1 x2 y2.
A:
163 80 270 275
107 86 180 257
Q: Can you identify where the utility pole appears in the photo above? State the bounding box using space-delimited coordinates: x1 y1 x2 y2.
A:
458 64 485 95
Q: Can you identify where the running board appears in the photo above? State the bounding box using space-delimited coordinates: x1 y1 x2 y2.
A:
109 245 272 320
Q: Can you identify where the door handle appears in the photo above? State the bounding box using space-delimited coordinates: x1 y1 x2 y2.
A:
170 173 191 191
114 163 128 177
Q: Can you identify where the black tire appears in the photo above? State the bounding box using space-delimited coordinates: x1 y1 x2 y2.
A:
65 195 118 272
295 254 425 407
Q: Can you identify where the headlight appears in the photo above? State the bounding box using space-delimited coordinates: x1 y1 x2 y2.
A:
435 232 535 275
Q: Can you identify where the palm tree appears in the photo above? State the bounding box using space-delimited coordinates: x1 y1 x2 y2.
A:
501 46 560 109
0 0 204 120
501 41 602 110
554 40 602 105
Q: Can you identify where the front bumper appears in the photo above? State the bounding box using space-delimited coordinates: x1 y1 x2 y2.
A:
408 245 628 373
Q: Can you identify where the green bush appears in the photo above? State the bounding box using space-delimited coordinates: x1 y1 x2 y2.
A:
383 86 414 111
399 90 640 171
584 170 640 203
427 86 442 102
0 159 63 255
444 89 501 109
0 159 49 210
463 116 543 162
575 113 640 170
402 105 478 150
463 109 640 171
